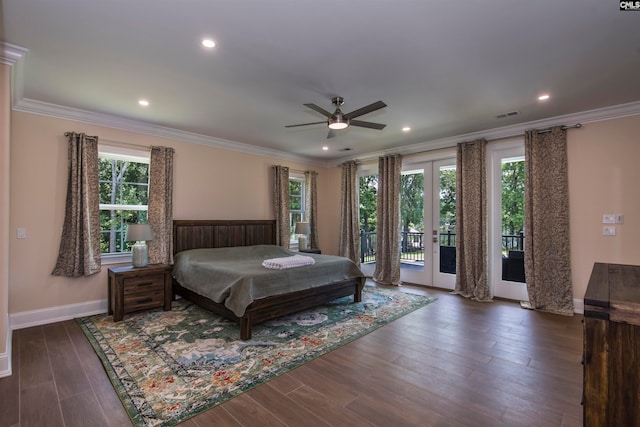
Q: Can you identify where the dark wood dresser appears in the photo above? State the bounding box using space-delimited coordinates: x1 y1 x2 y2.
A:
583 262 640 426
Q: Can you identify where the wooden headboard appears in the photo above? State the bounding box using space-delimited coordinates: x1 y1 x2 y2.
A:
173 220 277 255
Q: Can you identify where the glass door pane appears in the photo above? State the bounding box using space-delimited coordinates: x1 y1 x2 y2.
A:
490 144 529 301
500 158 526 283
400 169 425 270
399 165 430 286
438 164 456 275
432 160 456 289
358 174 378 277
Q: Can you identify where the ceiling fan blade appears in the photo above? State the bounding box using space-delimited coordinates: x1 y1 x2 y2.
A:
343 101 387 120
327 129 336 139
285 121 327 128
304 103 333 118
350 120 386 130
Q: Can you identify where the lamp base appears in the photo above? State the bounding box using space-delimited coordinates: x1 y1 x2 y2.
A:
298 235 308 251
131 241 148 268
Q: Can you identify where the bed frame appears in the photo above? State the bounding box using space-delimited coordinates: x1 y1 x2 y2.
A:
172 219 364 340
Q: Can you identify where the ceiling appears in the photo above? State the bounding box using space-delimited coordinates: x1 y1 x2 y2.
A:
2 1 640 164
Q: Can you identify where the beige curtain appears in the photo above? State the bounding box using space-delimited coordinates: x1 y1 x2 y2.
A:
524 127 574 315
304 170 319 250
454 139 490 301
272 165 290 248
373 155 402 285
52 132 101 277
148 146 174 265
339 161 361 265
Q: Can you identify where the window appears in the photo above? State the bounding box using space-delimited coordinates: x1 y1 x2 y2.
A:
289 175 305 243
98 145 150 258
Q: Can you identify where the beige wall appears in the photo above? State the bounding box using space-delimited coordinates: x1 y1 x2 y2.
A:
568 115 640 299
9 112 340 313
1 64 10 363
6 106 640 317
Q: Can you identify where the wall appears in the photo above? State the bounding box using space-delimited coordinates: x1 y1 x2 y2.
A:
568 115 640 299
1 63 11 375
8 111 340 316
6 107 640 324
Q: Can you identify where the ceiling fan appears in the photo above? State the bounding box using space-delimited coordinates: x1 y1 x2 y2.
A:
286 96 387 139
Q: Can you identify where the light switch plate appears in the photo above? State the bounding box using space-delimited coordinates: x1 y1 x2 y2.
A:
603 214 616 224
615 214 624 224
603 226 616 236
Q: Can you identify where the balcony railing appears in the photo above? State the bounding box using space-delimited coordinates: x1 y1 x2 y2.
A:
359 230 526 282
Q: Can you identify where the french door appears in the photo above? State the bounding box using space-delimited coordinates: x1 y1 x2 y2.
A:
399 158 457 290
488 142 529 301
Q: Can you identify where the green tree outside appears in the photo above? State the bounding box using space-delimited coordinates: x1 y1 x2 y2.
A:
501 160 525 236
359 175 378 233
400 172 424 233
439 168 456 234
357 161 524 253
99 158 149 254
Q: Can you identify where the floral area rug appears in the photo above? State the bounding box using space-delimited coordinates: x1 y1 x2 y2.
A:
77 285 436 427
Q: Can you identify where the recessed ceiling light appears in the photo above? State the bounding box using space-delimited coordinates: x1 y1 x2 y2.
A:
402 127 411 132
138 99 149 107
322 145 329 151
538 94 550 101
202 39 216 48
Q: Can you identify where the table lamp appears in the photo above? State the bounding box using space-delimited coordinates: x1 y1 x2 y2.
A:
295 222 310 251
126 223 154 267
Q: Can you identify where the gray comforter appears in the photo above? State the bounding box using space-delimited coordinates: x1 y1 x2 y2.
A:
172 245 365 317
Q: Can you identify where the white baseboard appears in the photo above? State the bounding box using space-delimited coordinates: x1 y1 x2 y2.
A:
0 350 10 378
10 299 108 330
0 317 11 377
573 298 584 315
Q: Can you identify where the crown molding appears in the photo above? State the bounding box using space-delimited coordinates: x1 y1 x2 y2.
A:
0 42 28 106
10 86 640 169
331 100 640 166
0 42 28 66
12 98 328 167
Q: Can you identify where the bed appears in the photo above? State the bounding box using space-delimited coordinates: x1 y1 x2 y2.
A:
172 219 365 339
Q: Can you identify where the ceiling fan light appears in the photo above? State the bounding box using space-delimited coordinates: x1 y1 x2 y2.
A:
328 114 349 130
328 121 348 130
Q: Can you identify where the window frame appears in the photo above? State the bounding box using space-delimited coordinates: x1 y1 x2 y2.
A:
98 144 150 264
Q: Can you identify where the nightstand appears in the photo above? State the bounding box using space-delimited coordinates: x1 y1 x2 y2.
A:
299 248 321 254
108 264 173 321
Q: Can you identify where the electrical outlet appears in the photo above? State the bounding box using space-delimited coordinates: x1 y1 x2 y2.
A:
603 226 616 236
603 214 616 224
17 228 27 239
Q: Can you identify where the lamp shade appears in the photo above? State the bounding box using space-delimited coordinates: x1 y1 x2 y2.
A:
126 223 154 242
295 222 310 235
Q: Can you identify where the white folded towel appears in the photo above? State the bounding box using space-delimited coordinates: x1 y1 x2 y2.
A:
262 254 316 270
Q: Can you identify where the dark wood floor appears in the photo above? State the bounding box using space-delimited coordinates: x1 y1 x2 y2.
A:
0 283 584 427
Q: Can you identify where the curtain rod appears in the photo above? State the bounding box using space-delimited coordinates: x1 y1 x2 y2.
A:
64 133 152 150
272 166 317 175
99 138 151 150
536 123 582 134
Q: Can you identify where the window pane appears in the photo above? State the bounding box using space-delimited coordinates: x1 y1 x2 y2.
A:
290 195 302 211
290 212 303 241
100 209 148 254
99 159 149 205
99 151 149 254
289 180 302 196
288 177 305 241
